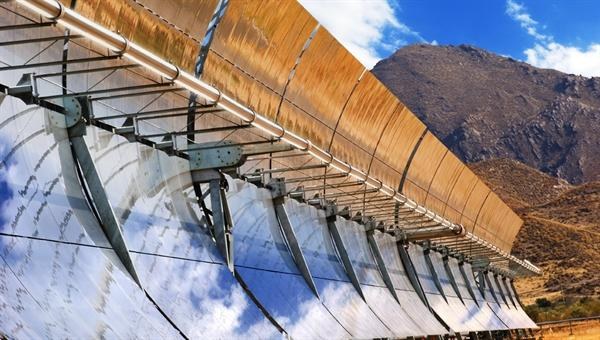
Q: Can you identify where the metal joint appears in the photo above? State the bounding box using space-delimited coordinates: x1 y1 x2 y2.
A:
288 186 305 202
188 140 244 171
267 178 287 200
6 73 38 104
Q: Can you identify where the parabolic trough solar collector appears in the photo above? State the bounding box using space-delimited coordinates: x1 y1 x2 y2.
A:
0 0 539 338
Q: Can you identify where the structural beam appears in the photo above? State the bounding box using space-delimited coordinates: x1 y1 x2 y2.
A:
500 276 518 309
458 260 479 307
442 253 463 303
397 243 429 307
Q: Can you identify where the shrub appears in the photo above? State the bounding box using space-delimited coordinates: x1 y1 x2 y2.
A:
536 297 552 308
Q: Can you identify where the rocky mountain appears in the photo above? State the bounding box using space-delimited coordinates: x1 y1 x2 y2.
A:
373 44 600 184
471 159 600 301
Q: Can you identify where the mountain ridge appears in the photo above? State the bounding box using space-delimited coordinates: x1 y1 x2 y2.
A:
372 44 600 184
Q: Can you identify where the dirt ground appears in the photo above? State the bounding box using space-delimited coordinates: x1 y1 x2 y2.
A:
536 318 600 339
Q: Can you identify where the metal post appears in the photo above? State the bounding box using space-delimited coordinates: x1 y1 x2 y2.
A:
492 273 511 308
209 177 234 272
189 166 235 272
458 259 479 307
442 252 463 303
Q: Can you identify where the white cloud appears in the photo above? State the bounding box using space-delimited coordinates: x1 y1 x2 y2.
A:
506 0 600 77
298 0 425 69
525 43 600 77
505 0 552 43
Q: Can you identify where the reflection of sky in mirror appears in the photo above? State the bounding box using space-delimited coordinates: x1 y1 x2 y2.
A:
486 271 534 329
447 257 508 331
227 179 350 339
285 199 394 338
327 218 425 336
0 100 106 247
1 235 180 339
408 244 478 333
372 231 447 334
0 97 182 338
83 127 282 338
429 251 487 331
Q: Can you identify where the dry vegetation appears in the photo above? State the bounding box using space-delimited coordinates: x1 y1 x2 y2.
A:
471 159 600 308
537 318 600 340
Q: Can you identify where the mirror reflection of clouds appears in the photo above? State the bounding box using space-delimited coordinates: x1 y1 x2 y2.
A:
284 199 394 337
84 127 283 339
372 231 447 334
0 97 180 338
226 180 351 339
334 218 425 337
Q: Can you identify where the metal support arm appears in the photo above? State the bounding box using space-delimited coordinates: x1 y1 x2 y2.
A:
366 228 400 303
268 178 319 298
52 96 141 286
324 202 366 301
190 168 235 272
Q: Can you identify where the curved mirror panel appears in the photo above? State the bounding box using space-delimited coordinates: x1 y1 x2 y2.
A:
0 97 181 339
488 271 536 329
226 179 350 339
284 199 394 338
372 231 447 335
335 218 427 337
503 278 538 329
446 257 507 330
429 251 488 331
408 244 478 333
463 263 521 330
83 126 281 338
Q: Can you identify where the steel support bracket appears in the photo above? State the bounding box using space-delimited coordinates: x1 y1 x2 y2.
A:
5 73 38 104
189 140 244 170
500 276 518 309
56 96 142 287
190 168 234 272
483 271 501 304
366 229 400 303
324 200 338 220
423 242 447 301
243 169 265 188
492 273 510 307
325 203 366 301
305 195 324 209
442 253 464 303
288 186 305 202
267 177 287 198
268 178 320 298
458 261 480 307
397 243 431 308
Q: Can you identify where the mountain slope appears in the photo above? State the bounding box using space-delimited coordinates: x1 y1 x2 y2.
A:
373 44 600 184
471 159 600 301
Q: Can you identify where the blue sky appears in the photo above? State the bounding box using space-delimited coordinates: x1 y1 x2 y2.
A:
299 0 600 76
